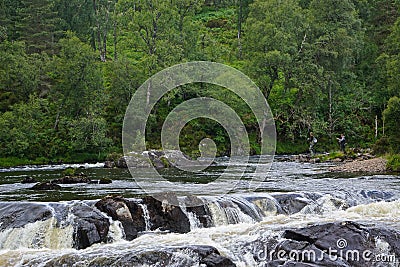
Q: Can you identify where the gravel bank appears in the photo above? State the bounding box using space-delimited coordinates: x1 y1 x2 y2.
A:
329 157 387 173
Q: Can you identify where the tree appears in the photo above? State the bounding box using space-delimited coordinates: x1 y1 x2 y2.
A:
308 0 364 138
49 33 105 130
383 96 400 153
0 41 40 111
15 0 63 54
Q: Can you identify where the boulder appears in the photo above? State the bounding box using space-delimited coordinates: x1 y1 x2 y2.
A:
21 176 37 183
185 195 213 228
104 160 115 168
0 202 53 231
29 182 61 190
70 203 110 249
272 193 317 215
94 193 191 240
51 175 90 184
32 245 236 267
114 150 193 169
143 192 191 233
95 196 143 240
272 221 400 267
0 202 110 250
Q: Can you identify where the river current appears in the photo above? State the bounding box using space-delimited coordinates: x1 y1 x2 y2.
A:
0 156 399 266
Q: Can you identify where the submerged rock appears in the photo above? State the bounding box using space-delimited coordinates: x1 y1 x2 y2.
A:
272 193 318 215
29 182 61 190
21 176 37 183
25 245 236 267
51 175 90 184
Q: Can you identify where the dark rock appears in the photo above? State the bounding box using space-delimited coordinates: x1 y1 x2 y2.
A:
143 192 191 233
104 160 115 168
117 150 193 169
116 156 128 168
96 178 112 184
34 245 235 266
272 193 315 215
95 196 142 240
185 195 213 228
71 203 110 249
29 182 61 190
201 253 236 266
21 176 37 183
278 221 400 267
51 175 90 184
0 202 53 231
152 157 166 169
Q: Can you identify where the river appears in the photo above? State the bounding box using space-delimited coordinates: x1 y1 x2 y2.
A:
0 156 399 266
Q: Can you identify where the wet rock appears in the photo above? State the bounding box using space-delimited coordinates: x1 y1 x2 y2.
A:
276 221 400 267
34 245 235 267
21 176 37 183
117 154 151 168
143 192 191 233
29 182 61 190
96 193 191 238
104 160 115 168
95 196 142 240
0 202 53 231
88 178 112 184
115 150 192 169
99 178 112 184
272 193 316 215
71 203 110 249
185 195 213 228
51 175 90 184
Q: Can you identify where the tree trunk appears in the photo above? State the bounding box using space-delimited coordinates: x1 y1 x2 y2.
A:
237 0 243 59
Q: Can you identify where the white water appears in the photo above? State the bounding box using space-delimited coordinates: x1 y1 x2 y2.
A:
0 199 399 266
0 159 399 266
0 162 105 173
139 203 152 231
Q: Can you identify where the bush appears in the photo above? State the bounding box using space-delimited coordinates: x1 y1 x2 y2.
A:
387 154 400 172
373 136 390 155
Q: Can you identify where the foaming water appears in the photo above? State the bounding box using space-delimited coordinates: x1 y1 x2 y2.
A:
0 158 399 266
1 199 399 266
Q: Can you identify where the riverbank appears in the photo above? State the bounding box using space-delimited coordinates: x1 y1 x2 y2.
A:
329 157 388 173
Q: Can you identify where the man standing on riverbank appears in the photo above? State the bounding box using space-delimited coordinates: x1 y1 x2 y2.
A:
308 132 317 156
337 134 346 153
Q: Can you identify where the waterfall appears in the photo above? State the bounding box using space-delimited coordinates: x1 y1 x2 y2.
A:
204 197 257 226
0 216 74 250
139 203 152 231
178 200 202 231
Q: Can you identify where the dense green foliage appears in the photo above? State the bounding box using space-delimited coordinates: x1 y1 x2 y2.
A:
0 0 399 165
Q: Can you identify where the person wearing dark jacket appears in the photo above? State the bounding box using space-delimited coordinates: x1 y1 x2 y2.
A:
337 134 346 153
308 132 317 156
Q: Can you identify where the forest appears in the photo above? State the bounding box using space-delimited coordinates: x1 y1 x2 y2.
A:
0 0 399 166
